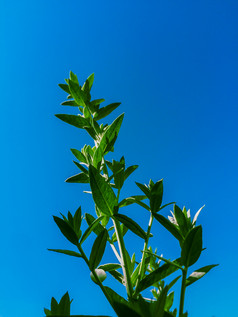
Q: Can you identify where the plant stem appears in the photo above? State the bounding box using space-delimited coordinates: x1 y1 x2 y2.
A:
134 212 154 296
77 244 115 310
179 268 187 317
112 218 134 299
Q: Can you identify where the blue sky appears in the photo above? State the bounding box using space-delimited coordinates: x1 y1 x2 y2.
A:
0 0 237 316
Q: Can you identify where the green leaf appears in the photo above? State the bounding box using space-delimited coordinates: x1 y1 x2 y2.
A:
48 249 82 258
153 213 183 242
44 308 52 316
137 258 181 293
118 195 147 208
112 223 128 242
135 182 150 198
174 205 188 237
58 83 70 94
55 114 90 129
71 149 87 164
51 297 59 314
108 270 124 284
69 71 79 83
93 114 124 166
186 264 218 286
124 165 138 180
89 229 108 270
85 213 104 236
98 263 121 271
87 73 94 90
80 216 104 244
94 103 121 121
152 285 169 317
89 165 117 216
53 216 79 245
104 286 141 317
150 179 163 213
58 292 71 315
114 214 147 240
61 100 79 107
65 173 89 183
181 226 203 267
73 161 88 174
73 206 82 238
68 79 87 107
164 291 174 311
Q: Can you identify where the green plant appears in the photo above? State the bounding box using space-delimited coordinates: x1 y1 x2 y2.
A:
44 72 217 317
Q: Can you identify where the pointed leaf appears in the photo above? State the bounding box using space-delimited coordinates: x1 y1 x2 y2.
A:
58 83 70 94
53 216 79 245
94 103 121 121
87 73 94 90
114 214 147 239
186 264 218 286
124 165 138 180
73 161 88 174
85 213 104 236
55 114 90 129
68 79 86 107
61 100 79 107
153 213 183 242
98 263 121 271
174 205 188 237
65 173 89 183
80 216 104 244
89 165 117 216
135 182 150 198
118 195 147 208
58 292 71 315
71 149 87 164
48 249 82 258
89 229 108 270
150 180 163 213
137 258 182 293
181 226 203 267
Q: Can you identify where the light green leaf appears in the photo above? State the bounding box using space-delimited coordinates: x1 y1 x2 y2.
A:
68 79 86 107
71 149 87 164
174 205 188 237
98 263 121 271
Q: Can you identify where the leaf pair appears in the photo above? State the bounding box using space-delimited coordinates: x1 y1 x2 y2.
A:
44 292 71 316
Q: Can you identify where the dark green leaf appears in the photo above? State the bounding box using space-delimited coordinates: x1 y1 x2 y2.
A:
181 226 203 267
58 292 71 315
94 103 121 121
152 285 169 317
89 165 117 216
80 216 104 244
124 165 138 180
44 308 52 316
53 216 79 245
73 206 82 237
65 173 89 183
118 195 147 208
186 264 218 286
150 180 163 213
58 83 70 94
114 214 147 240
135 182 150 198
108 270 124 284
153 213 183 242
73 161 88 174
90 98 105 107
69 71 79 84
137 258 181 293
164 291 174 312
89 229 108 270
55 114 90 129
48 249 82 258
174 205 188 237
61 100 79 107
112 223 128 242
85 213 104 236
104 286 141 317
51 297 59 314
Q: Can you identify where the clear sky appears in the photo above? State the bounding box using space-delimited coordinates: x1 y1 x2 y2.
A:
0 1 237 316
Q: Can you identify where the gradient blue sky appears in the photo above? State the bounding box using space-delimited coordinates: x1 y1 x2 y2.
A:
0 1 237 316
